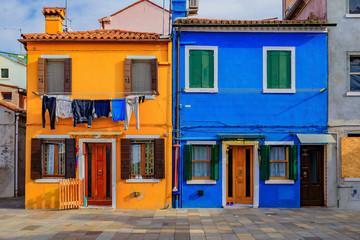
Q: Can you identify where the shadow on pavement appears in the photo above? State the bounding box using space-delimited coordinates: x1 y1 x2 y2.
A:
0 196 25 209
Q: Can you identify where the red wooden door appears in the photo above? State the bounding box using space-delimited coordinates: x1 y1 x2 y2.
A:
300 146 324 206
86 143 112 206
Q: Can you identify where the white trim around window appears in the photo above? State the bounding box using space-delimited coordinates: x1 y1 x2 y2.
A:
263 46 296 94
185 45 218 93
0 68 9 79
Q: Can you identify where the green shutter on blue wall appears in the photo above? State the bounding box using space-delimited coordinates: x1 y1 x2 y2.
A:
267 50 291 89
189 50 214 88
260 145 270 181
183 145 192 180
211 145 219 180
289 145 298 181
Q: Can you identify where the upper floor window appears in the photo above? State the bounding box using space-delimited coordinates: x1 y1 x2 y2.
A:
263 47 296 94
2 92 12 100
350 56 360 91
1 68 9 79
349 0 360 14
185 46 218 93
124 57 158 95
38 57 72 94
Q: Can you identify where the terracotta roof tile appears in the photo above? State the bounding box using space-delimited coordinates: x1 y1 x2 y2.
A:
174 18 329 26
20 29 169 42
42 7 65 18
0 100 26 114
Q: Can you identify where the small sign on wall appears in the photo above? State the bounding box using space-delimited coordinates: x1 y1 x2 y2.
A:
351 186 360 201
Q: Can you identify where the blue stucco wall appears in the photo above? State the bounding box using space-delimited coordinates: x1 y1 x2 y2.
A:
173 31 328 208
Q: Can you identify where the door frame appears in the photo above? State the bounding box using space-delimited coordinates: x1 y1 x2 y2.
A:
222 141 259 208
78 138 116 209
300 144 325 207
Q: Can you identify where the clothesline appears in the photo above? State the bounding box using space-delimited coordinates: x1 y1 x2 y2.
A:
33 91 156 96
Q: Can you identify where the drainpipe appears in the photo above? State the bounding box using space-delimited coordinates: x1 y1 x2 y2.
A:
14 112 19 197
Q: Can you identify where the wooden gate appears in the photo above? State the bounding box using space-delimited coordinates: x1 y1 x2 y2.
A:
59 178 85 209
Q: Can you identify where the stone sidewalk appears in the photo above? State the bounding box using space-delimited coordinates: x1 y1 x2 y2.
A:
0 199 359 240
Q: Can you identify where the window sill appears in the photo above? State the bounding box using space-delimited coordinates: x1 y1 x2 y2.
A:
346 14 360 18
0 78 10 80
346 91 360 96
344 178 360 182
265 179 294 185
35 178 64 183
126 179 160 183
263 89 296 94
184 88 218 93
186 180 216 185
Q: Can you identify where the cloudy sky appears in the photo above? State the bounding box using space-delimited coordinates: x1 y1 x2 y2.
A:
0 0 282 54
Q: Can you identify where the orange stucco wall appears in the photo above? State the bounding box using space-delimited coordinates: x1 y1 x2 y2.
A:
25 41 172 209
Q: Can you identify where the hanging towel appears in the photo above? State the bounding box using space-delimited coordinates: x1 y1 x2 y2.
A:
72 99 94 128
111 99 126 121
56 95 73 120
42 96 56 130
124 97 140 130
94 100 111 118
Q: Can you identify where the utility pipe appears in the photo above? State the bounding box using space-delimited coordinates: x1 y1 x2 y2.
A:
14 113 19 197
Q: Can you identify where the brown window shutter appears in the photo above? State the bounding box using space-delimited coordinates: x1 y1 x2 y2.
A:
31 138 42 179
151 58 158 94
121 139 132 179
65 139 76 179
154 138 165 179
64 58 72 93
124 59 132 96
38 58 47 93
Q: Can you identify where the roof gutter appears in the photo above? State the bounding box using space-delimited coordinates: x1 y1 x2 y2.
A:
172 23 337 28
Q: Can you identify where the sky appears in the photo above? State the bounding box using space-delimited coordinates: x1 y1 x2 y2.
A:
0 0 282 54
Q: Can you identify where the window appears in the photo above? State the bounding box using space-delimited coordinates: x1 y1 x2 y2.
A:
349 0 360 14
31 138 76 179
263 47 295 93
43 140 66 177
270 146 288 179
260 144 298 181
350 56 360 91
1 68 9 79
124 57 158 95
131 140 154 178
38 57 72 94
185 46 218 93
2 92 12 100
183 144 219 181
121 138 165 180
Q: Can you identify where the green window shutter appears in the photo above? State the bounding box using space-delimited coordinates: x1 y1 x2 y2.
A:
267 51 291 89
183 145 192 180
260 145 270 181
289 145 298 181
211 145 219 180
189 50 214 89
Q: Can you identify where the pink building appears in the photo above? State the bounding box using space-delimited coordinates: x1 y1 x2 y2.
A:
99 0 171 35
283 0 326 20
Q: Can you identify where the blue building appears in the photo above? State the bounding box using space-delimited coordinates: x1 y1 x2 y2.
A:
172 1 336 208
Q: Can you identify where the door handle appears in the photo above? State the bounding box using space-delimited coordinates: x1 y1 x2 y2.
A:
303 171 307 179
98 169 102 176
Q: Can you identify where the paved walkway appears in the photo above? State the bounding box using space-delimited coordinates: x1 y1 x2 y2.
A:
0 199 359 239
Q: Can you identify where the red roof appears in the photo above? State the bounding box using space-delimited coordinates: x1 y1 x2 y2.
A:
42 7 65 18
99 0 169 22
0 100 26 113
19 29 169 43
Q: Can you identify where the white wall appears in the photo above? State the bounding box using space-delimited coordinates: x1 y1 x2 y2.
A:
0 55 26 89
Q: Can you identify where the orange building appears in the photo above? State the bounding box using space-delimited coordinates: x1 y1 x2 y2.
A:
20 7 172 209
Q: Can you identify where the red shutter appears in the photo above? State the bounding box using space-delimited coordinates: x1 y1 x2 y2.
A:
31 138 42 179
64 58 72 93
154 138 165 179
151 58 158 94
65 139 76 179
121 139 132 179
38 58 46 93
124 59 132 96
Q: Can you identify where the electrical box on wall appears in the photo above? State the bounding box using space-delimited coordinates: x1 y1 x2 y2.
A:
350 186 360 201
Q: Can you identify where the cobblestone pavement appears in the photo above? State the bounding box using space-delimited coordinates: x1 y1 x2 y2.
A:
0 199 360 240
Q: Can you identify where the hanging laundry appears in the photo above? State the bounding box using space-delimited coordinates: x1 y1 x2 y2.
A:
42 96 56 130
124 96 140 130
94 100 111 118
55 95 73 120
138 96 145 103
72 99 94 128
111 99 126 121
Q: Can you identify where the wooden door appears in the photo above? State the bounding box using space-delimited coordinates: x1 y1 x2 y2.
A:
300 146 324 206
85 143 112 206
227 146 253 204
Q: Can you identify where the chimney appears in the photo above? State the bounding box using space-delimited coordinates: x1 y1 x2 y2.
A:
42 7 66 33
